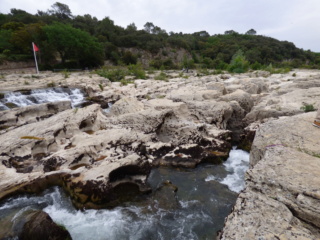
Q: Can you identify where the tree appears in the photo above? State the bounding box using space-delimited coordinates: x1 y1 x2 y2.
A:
10 23 44 54
144 22 154 33
245 29 257 35
228 50 249 73
43 22 104 67
73 14 98 35
126 23 137 33
49 2 72 20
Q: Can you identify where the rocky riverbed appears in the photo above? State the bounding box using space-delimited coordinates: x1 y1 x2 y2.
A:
1 69 320 239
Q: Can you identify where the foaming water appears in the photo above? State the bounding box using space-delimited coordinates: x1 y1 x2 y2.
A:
102 102 113 113
2 88 85 108
206 147 250 193
0 102 9 111
0 148 249 240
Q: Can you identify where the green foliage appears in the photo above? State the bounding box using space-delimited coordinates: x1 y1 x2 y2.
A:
43 22 104 68
0 2 319 70
122 51 137 65
264 64 291 74
95 67 127 82
154 72 168 81
47 81 56 87
250 61 262 70
128 64 146 79
300 103 316 112
228 50 249 73
62 69 70 78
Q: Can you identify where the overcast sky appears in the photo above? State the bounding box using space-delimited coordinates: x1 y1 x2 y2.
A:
1 0 320 52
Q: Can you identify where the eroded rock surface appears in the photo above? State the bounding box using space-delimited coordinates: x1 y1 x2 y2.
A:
221 112 320 239
1 69 320 239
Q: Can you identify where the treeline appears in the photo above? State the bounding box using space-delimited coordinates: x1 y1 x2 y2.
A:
0 2 319 70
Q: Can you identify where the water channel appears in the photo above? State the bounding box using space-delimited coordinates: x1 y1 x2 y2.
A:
0 148 249 240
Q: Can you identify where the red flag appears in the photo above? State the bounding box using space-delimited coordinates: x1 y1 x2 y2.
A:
33 43 39 52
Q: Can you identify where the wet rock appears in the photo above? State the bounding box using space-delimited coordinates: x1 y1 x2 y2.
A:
152 180 179 209
0 209 72 240
20 210 72 240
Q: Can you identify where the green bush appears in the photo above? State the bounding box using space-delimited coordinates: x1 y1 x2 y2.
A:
228 50 249 73
250 61 262 70
47 81 56 87
128 64 146 79
95 67 128 82
301 103 316 112
264 64 291 74
154 72 168 81
122 51 137 65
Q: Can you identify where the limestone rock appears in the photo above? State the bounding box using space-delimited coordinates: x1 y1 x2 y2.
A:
186 100 233 129
221 112 320 239
110 97 144 116
0 101 71 133
245 87 320 123
219 89 254 113
250 112 320 167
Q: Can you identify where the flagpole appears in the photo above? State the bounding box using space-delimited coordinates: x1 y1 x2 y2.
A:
32 42 39 74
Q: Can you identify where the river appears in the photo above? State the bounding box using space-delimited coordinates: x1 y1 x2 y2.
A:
0 148 249 240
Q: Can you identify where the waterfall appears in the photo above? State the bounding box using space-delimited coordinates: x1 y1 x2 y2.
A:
1 88 85 109
205 147 250 193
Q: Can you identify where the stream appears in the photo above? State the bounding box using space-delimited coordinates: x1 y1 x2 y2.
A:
0 87 86 110
0 148 249 240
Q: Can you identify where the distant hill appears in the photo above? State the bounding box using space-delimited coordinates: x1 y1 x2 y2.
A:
0 2 319 70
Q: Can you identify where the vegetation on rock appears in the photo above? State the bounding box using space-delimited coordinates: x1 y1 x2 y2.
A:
0 2 320 71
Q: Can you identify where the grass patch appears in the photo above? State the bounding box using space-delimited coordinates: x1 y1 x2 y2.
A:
95 66 128 82
62 69 70 79
154 72 168 81
300 103 316 112
47 81 56 88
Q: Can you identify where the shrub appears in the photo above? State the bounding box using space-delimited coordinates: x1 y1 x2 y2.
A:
122 51 137 65
154 72 168 81
95 67 128 82
62 69 70 79
301 103 315 112
228 50 249 73
128 64 146 79
250 61 262 70
47 81 56 87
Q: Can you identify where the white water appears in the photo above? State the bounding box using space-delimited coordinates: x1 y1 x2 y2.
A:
102 102 113 113
0 187 215 240
205 147 250 193
2 88 85 108
0 101 9 111
0 148 249 239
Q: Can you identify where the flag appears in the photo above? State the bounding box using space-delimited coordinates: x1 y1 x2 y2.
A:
32 42 39 74
33 43 39 52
